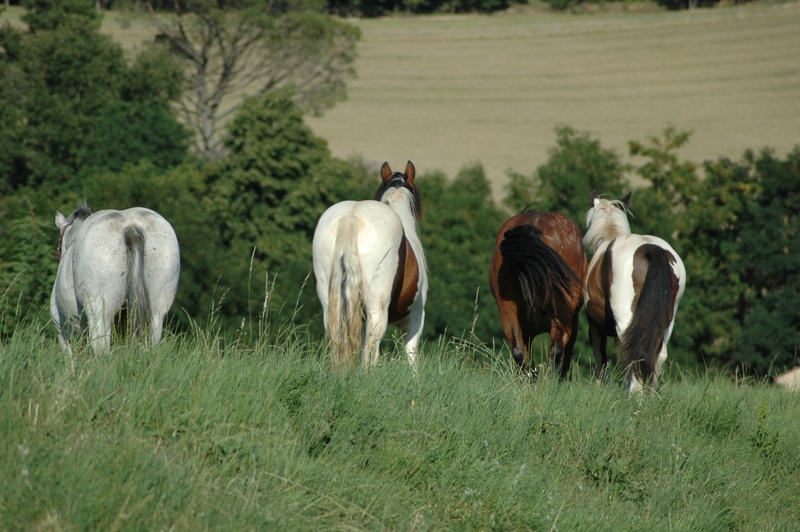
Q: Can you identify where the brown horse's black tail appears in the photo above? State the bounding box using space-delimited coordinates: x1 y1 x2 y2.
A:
500 224 582 317
620 244 678 387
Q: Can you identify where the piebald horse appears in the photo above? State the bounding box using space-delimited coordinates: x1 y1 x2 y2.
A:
489 210 586 378
312 161 427 372
51 203 181 354
583 192 686 392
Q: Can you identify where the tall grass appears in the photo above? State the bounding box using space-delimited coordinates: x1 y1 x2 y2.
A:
2 310 798 530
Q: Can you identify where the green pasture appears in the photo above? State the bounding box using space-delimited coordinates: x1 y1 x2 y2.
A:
2 321 799 529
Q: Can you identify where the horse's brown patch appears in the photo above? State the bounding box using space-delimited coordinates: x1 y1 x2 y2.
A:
585 240 616 335
388 233 420 323
631 245 649 312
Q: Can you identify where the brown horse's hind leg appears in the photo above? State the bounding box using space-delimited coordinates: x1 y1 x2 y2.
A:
551 313 579 380
499 303 534 376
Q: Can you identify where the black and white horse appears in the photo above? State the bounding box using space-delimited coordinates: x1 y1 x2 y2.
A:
583 193 686 392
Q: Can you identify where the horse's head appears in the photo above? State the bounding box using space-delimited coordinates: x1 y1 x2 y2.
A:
584 192 633 252
55 202 93 262
590 189 631 210
374 160 422 221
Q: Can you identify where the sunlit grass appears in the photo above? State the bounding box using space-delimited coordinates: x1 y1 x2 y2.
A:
2 316 798 529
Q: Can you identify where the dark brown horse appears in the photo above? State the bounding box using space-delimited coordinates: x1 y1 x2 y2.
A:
489 211 587 378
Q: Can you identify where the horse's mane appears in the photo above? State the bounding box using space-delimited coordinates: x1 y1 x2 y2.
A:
583 198 632 252
380 187 428 272
69 201 94 223
518 204 545 216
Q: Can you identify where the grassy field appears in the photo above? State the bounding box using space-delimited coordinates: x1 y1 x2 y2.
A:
305 3 800 199
2 319 799 529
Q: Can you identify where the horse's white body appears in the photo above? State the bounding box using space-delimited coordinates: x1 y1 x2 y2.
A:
312 162 427 371
584 195 686 392
51 205 180 354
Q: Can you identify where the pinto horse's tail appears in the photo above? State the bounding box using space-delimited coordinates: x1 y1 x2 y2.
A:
326 215 364 372
123 226 152 341
620 244 678 388
500 224 582 318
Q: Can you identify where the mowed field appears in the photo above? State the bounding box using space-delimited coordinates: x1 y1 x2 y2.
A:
3 4 799 199
305 3 800 199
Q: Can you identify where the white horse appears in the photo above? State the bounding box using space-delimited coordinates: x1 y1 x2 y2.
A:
312 161 428 372
583 192 686 392
51 203 181 354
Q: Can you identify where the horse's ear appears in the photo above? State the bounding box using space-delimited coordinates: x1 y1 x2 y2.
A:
405 160 416 186
55 210 66 229
380 162 392 182
622 191 632 207
590 189 599 206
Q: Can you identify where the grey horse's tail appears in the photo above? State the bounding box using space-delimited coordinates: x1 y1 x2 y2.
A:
124 226 151 341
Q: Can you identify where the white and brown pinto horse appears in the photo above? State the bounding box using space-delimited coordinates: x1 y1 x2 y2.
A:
51 203 180 354
312 161 427 372
583 192 686 392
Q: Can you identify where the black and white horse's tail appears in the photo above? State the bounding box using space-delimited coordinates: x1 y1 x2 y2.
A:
500 224 582 317
620 244 678 387
326 215 364 371
123 226 151 341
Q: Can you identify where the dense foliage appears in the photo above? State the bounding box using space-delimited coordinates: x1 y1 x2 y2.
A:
0 5 188 197
419 164 506 341
0 1 797 377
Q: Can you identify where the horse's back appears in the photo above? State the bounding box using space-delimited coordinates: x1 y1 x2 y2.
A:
314 200 405 267
608 234 685 288
589 233 685 335
493 211 586 276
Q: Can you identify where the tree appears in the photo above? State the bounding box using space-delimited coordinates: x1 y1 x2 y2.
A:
627 127 699 238
0 2 189 200
504 125 629 227
673 156 757 369
147 0 360 158
419 164 506 343
21 0 100 33
735 148 800 374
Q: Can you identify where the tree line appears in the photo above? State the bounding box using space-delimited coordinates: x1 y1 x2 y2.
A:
1 0 796 377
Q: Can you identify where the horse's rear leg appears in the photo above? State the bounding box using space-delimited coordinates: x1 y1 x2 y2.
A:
499 306 533 376
88 314 112 354
150 313 166 347
399 306 424 371
363 301 388 369
550 314 579 380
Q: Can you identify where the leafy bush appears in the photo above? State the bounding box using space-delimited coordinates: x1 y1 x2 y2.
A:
418 163 506 343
